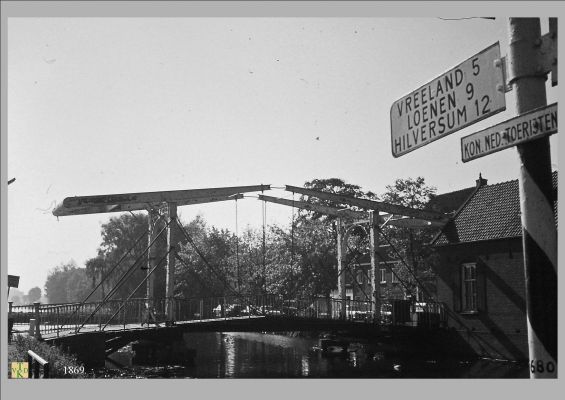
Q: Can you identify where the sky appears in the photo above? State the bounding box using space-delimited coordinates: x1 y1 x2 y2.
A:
6 16 558 294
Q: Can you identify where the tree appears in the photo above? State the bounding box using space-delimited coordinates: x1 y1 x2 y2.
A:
176 216 243 298
27 287 42 303
44 261 91 303
298 178 378 222
8 289 25 305
380 176 436 209
379 177 439 301
85 212 167 301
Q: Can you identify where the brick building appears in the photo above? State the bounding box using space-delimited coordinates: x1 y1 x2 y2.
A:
430 172 557 361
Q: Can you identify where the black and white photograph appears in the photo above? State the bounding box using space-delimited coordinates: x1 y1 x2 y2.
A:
1 0 560 390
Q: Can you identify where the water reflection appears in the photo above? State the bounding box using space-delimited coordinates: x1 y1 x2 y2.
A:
223 334 236 377
102 332 528 378
301 355 309 377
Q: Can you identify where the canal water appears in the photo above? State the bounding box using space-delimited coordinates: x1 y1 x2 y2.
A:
99 332 528 378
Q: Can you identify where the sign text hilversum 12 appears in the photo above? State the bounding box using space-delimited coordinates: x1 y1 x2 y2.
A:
390 42 506 157
461 103 557 162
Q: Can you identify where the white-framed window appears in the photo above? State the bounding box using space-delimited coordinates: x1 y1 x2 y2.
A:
380 269 386 284
462 263 478 312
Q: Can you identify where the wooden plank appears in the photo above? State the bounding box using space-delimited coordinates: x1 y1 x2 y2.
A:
285 185 448 222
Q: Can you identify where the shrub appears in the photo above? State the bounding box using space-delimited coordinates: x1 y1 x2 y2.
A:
8 335 92 378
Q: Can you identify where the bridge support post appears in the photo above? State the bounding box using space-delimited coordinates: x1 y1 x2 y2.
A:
33 302 41 339
369 211 380 322
336 218 347 319
165 202 178 325
146 208 159 322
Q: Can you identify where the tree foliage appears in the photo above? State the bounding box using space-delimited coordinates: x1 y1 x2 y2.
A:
27 287 42 303
44 261 90 303
84 212 168 301
379 177 439 301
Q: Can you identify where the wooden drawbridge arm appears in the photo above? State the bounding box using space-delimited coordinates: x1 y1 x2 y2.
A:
258 194 366 220
285 184 449 223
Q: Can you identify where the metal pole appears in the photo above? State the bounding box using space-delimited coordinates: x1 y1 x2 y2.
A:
508 17 557 378
336 218 347 319
369 211 380 322
165 202 178 325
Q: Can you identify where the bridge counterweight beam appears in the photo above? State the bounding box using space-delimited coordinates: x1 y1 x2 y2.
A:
165 202 178 324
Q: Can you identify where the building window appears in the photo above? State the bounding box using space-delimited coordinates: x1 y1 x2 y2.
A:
380 269 386 284
391 270 398 283
356 270 364 285
462 263 478 312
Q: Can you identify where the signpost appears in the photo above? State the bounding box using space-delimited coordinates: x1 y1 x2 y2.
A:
8 275 19 288
8 275 20 299
390 42 506 157
461 103 557 162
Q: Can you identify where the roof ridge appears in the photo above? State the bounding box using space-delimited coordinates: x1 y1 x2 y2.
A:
429 186 474 198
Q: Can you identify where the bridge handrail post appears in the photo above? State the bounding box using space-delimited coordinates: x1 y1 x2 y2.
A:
33 302 41 339
122 301 126 329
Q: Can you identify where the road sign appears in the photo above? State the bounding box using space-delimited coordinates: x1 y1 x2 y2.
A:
390 42 506 157
461 103 557 162
8 275 20 288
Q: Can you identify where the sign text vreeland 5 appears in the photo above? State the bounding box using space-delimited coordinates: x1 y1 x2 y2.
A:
390 42 506 157
461 103 557 162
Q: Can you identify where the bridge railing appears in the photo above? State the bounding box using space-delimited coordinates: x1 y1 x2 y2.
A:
379 300 448 328
9 296 448 337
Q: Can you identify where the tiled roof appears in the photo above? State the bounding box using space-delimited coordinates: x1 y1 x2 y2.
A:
433 171 557 246
426 186 476 216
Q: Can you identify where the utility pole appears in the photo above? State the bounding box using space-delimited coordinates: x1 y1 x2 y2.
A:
508 18 557 378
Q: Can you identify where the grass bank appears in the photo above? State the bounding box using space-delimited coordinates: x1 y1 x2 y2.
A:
8 335 92 378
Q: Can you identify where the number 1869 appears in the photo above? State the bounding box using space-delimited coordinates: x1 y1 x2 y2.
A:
63 365 85 375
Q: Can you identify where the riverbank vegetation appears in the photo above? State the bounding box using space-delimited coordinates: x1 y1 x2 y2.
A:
8 335 89 378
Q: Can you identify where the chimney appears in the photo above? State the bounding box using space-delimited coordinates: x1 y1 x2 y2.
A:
476 173 488 188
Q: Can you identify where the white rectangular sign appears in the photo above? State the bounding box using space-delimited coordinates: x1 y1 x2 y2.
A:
390 42 506 157
461 103 558 162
